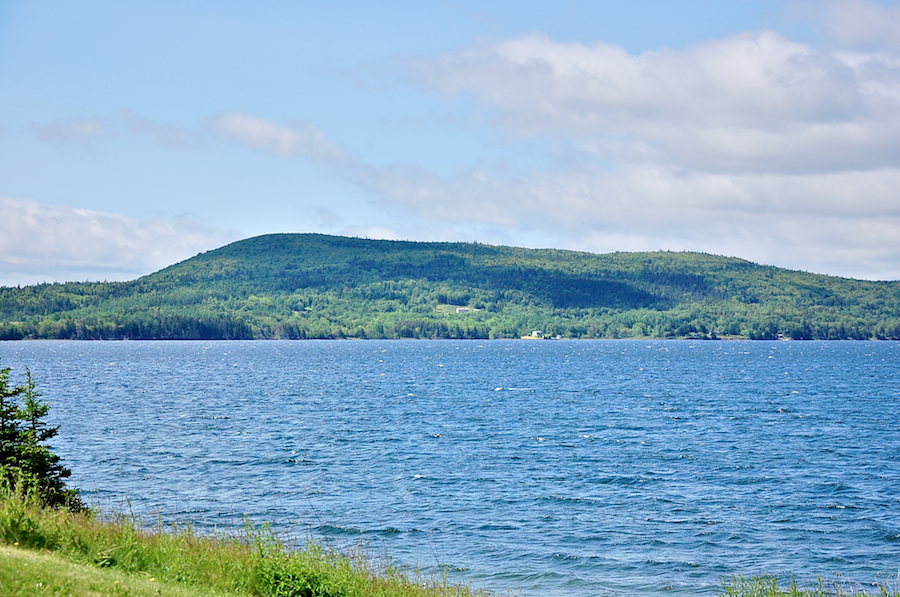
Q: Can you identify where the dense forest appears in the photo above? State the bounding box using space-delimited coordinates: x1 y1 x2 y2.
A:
1 233 899 340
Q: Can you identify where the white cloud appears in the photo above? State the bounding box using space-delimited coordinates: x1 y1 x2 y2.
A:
360 161 900 227
353 160 900 280
27 111 343 159
209 113 345 161
0 196 238 286
820 0 900 52
413 30 900 174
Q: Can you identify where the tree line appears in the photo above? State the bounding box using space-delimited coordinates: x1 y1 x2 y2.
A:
1 233 898 341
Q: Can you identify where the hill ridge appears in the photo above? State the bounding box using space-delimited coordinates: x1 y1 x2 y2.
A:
1 233 898 340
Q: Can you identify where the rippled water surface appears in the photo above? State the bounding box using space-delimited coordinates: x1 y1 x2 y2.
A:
3 340 899 596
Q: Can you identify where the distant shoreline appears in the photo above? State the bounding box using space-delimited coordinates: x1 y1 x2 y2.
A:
2 234 898 342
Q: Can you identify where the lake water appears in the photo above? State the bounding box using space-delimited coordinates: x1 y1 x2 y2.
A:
2 340 898 596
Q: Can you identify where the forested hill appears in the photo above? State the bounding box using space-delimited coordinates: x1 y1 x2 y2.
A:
1 233 899 340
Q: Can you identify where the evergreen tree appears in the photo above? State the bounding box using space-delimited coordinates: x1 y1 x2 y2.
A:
0 361 23 469
0 359 82 510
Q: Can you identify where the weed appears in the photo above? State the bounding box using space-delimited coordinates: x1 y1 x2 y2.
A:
722 575 900 597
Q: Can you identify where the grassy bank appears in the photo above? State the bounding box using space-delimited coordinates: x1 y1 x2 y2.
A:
0 485 478 597
1 486 898 597
0 543 244 597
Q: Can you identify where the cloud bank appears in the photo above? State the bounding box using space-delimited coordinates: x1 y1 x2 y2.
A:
373 21 900 279
821 0 900 51
0 197 237 287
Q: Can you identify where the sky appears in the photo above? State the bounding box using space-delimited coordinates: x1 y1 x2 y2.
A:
1 0 900 286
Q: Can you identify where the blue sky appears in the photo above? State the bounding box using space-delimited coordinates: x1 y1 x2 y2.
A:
2 0 899 285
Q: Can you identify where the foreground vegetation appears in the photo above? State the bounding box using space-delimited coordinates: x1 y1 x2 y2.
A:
722 575 899 597
0 484 479 597
0 542 240 597
1 359 81 510
1 234 899 340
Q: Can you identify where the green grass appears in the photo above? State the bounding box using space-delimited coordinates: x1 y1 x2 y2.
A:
0 543 244 597
721 575 900 597
0 484 481 597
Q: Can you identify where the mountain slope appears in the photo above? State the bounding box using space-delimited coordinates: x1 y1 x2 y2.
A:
1 233 898 340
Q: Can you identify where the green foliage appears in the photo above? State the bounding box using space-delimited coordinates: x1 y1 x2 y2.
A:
721 575 900 597
0 486 483 597
1 233 899 340
0 360 81 510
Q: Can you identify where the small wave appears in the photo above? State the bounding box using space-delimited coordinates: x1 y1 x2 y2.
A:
552 553 581 561
317 523 364 535
477 524 518 531
645 557 699 567
173 507 210 515
595 475 649 486
285 458 314 465
438 564 469 572
543 495 597 505
734 476 774 485
813 482 857 495
317 524 422 536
